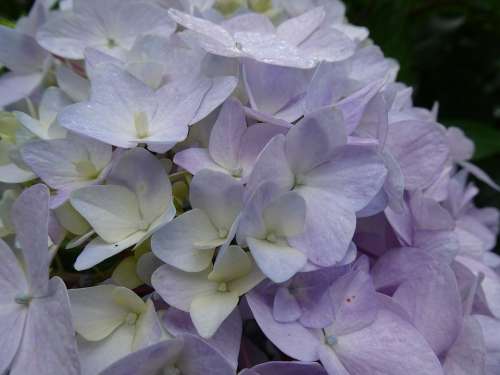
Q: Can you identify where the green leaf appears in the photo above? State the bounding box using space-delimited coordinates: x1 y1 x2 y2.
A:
0 18 16 28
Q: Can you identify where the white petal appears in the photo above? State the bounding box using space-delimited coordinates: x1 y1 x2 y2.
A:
107 148 174 226
190 170 243 232
263 191 306 238
247 237 306 283
68 285 129 341
152 265 217 311
77 323 135 375
71 185 143 243
190 291 239 338
152 209 218 272
74 232 145 271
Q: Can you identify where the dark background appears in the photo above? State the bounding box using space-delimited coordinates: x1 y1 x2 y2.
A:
2 0 499 252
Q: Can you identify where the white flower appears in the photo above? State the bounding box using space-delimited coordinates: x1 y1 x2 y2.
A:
70 148 176 270
152 245 264 338
69 285 169 375
36 0 176 60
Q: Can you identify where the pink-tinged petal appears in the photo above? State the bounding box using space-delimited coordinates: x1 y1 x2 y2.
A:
393 265 463 355
36 12 105 59
163 308 242 370
208 98 246 172
336 80 385 135
191 76 238 125
443 316 486 375
333 309 444 375
385 202 413 246
409 191 454 231
234 32 315 69
169 9 239 57
10 277 80 375
222 13 275 34
277 7 325 46
304 61 352 113
245 135 295 197
328 269 378 336
238 123 288 179
290 187 355 266
413 229 459 263
459 161 500 191
447 127 474 162
298 27 355 65
174 148 227 175
246 291 322 361
385 120 449 190
111 2 176 49
243 107 293 128
0 25 48 73
12 184 50 296
56 65 90 102
242 59 310 122
286 108 347 175
456 256 500 319
305 145 387 211
475 314 500 352
0 71 44 107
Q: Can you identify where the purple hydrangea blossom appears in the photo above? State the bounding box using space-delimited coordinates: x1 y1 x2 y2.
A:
0 0 499 373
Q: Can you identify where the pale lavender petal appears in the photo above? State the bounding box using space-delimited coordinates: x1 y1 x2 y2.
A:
208 98 246 171
10 277 80 375
285 108 347 175
163 307 242 370
246 291 322 361
12 184 50 296
332 309 443 375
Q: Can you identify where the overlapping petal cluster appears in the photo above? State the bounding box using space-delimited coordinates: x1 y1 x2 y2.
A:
0 0 499 374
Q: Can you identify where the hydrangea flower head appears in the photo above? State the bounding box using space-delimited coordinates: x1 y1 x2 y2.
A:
0 0 499 374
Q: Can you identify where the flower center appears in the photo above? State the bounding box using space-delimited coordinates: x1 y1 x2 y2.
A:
74 160 99 179
163 366 181 375
266 232 278 243
15 293 32 305
326 335 338 347
107 38 117 49
218 282 229 292
293 174 306 188
125 312 138 325
230 167 243 178
134 111 149 139
218 228 228 239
